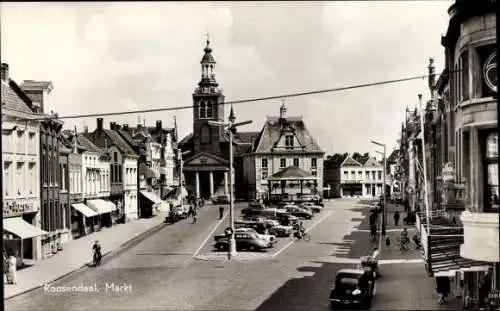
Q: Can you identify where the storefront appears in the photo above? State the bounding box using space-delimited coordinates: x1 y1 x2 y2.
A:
3 217 48 266
139 190 162 218
86 199 117 228
341 183 363 197
70 202 98 238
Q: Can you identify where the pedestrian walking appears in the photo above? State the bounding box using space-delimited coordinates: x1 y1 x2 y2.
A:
370 224 377 242
92 240 102 267
192 208 198 224
7 252 17 285
385 236 391 249
219 206 224 220
394 211 400 226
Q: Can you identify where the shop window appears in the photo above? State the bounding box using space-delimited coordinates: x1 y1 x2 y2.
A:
483 131 498 212
261 158 268 169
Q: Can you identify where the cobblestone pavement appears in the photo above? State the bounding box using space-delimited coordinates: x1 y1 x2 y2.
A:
5 199 459 311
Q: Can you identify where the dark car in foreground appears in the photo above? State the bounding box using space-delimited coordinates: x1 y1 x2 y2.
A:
329 269 376 310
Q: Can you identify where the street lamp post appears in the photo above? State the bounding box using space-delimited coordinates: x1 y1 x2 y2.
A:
371 140 387 237
177 149 189 215
209 107 252 259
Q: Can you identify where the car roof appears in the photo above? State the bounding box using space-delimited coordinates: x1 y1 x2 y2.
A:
337 269 364 275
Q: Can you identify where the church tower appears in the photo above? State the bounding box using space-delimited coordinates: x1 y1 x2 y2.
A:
192 36 225 155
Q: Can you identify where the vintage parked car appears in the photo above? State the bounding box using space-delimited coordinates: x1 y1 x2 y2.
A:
213 231 271 251
329 269 376 310
285 205 313 219
241 204 267 217
212 195 230 204
234 220 269 234
243 216 280 228
301 202 323 213
268 224 293 237
234 228 276 245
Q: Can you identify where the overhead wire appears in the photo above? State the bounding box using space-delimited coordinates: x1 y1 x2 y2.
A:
5 68 458 122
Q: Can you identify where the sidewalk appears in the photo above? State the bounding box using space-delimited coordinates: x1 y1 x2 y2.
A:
4 211 170 300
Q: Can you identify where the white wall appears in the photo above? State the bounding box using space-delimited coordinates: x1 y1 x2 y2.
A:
123 156 138 220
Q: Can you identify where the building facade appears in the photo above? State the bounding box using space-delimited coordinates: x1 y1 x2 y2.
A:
20 79 66 259
401 1 499 307
339 155 386 198
178 39 258 200
243 102 324 201
1 63 47 262
84 118 139 222
58 140 71 242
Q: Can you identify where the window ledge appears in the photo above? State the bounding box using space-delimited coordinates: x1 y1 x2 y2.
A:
459 97 495 108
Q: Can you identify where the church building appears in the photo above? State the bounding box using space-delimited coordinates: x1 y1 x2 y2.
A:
178 39 260 200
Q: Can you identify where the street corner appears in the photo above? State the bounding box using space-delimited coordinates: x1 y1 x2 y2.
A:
194 251 271 262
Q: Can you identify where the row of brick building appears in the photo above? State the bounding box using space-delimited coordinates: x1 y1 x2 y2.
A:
2 64 179 265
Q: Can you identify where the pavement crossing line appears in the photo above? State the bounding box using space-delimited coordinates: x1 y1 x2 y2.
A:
353 228 417 233
192 212 228 257
271 209 335 258
317 257 424 265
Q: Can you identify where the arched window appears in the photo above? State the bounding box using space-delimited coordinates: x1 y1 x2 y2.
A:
200 125 211 144
206 100 213 118
199 101 206 119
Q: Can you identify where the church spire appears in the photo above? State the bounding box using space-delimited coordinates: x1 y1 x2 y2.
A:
199 33 218 88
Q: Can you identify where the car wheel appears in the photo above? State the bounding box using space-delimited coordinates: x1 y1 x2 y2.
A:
329 302 336 310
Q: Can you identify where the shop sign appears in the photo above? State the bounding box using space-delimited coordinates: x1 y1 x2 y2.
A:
3 200 37 217
483 52 497 93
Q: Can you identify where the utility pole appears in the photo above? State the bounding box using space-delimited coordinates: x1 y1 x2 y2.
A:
209 106 252 259
372 141 387 236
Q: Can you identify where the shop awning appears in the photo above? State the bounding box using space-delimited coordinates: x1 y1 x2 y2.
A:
71 203 98 218
426 225 491 277
87 199 116 214
140 191 162 205
104 200 117 211
3 217 48 239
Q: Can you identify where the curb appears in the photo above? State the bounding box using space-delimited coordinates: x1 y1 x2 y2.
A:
194 252 270 262
5 220 167 301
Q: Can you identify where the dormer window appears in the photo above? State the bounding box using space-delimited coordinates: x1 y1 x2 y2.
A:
285 135 294 148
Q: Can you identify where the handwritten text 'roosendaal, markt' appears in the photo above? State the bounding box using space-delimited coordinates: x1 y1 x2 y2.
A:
43 283 133 293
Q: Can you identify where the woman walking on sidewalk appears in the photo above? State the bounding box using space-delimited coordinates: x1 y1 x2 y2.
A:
7 252 17 285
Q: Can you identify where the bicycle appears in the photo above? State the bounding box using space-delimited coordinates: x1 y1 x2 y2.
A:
399 238 411 253
293 231 311 242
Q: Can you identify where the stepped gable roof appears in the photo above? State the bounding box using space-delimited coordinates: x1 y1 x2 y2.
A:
340 154 362 167
363 157 381 167
267 166 316 180
103 129 137 156
253 116 322 153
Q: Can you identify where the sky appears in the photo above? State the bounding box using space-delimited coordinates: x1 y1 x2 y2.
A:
1 1 453 157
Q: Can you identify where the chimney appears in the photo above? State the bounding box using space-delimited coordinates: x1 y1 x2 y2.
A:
84 126 89 134
110 122 116 130
97 118 103 132
123 124 129 133
156 120 162 130
428 58 435 91
1 63 9 81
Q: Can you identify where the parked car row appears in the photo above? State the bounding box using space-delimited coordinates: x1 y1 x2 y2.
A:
213 200 326 252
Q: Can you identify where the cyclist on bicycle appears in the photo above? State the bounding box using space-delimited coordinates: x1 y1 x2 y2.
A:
294 221 306 239
400 228 410 248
